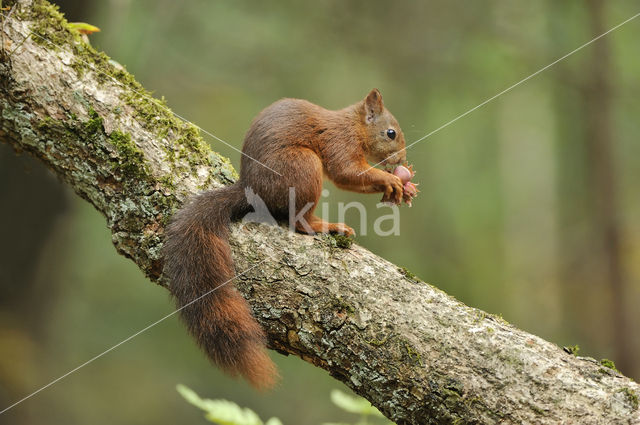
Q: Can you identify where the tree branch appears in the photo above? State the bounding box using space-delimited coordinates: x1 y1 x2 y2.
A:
1 1 638 423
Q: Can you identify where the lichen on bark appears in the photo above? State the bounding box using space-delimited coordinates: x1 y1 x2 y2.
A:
1 1 639 424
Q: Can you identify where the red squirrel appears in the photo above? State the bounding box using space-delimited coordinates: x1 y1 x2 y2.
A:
164 89 407 389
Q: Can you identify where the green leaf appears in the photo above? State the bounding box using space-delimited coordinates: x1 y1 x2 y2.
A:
176 384 265 425
264 418 284 425
330 390 384 417
68 22 101 34
176 384 210 411
202 401 263 425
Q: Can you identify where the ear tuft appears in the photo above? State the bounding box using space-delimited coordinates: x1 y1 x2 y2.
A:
364 88 384 123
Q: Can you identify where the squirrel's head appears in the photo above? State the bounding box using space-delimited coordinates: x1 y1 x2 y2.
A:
360 88 406 167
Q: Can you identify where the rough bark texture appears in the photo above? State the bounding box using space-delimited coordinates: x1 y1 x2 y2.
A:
1 1 639 423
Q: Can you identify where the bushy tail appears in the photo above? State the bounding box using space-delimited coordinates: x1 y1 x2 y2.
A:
164 183 277 389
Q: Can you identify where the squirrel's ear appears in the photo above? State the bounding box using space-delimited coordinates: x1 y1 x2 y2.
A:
364 88 384 123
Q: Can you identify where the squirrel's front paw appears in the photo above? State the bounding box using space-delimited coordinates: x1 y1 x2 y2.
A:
380 174 403 204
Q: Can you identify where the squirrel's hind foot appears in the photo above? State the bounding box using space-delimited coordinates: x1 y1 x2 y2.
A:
295 217 355 237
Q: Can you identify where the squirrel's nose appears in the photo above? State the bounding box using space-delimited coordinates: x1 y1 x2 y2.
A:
393 151 407 165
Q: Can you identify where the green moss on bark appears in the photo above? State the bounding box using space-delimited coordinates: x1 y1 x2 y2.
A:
85 108 103 133
108 130 148 181
619 387 639 410
600 358 619 372
399 266 418 282
21 0 80 48
326 234 353 249
563 345 580 356
119 89 237 187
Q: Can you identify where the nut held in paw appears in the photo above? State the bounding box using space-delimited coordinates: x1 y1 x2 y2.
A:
392 164 419 207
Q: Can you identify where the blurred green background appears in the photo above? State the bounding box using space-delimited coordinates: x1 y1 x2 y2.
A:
1 0 639 424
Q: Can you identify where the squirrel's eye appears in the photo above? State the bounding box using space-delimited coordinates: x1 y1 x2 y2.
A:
386 129 396 140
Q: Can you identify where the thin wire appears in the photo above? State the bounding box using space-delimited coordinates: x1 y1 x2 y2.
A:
362 11 640 174
0 258 270 415
1 12 283 177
